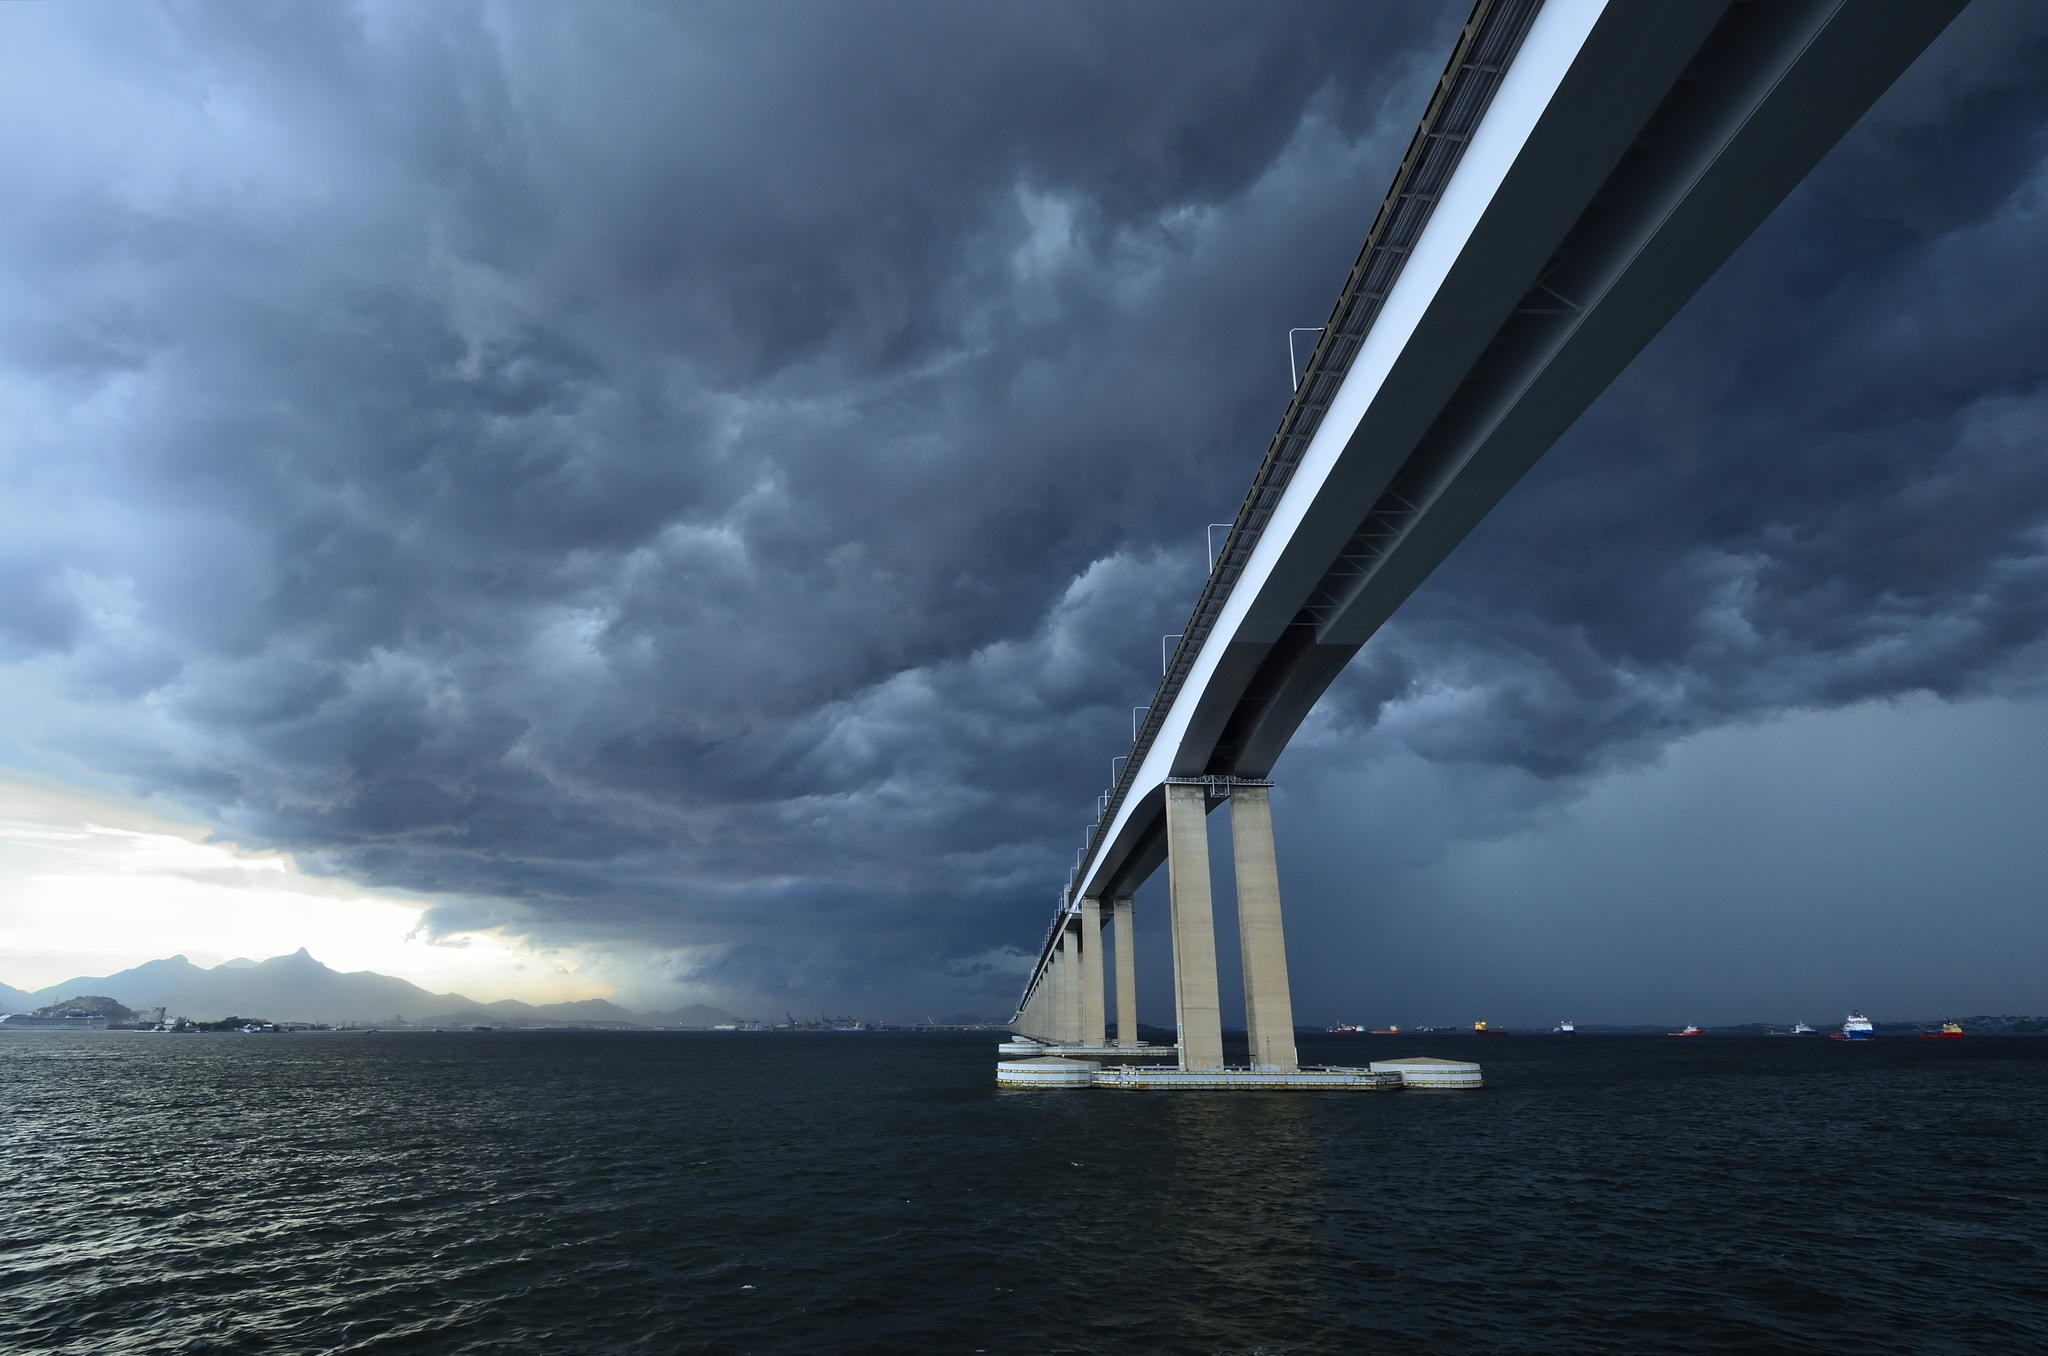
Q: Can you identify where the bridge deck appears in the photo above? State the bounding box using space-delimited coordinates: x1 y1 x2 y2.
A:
1018 0 1966 1009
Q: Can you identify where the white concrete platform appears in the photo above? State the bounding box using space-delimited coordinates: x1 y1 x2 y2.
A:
1369 1057 1484 1089
1091 1064 1403 1091
997 1055 1483 1091
996 1057 1100 1087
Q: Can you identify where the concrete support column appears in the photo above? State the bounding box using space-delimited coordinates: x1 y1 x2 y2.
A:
1078 898 1106 1047
1058 927 1082 1044
1111 897 1139 1048
1049 941 1065 1043
1231 784 1299 1072
1164 782 1225 1070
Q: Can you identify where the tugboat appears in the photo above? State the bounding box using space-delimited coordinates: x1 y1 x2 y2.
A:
1551 1020 1575 1036
1829 1011 1876 1040
1920 1022 1965 1039
1472 1021 1510 1036
1667 1024 1703 1037
1790 1021 1815 1036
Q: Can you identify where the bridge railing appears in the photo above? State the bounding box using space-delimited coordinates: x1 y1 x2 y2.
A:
1038 0 1542 977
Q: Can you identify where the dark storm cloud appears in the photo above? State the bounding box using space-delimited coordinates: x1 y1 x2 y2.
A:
4 0 2045 1013
0 0 1460 1003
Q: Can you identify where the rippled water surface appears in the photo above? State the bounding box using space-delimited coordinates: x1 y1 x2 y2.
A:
3 1031 2045 1354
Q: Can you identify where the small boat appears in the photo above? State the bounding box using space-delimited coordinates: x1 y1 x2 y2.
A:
1829 1012 1875 1041
1920 1022 1965 1039
1473 1021 1510 1036
1667 1025 1702 1037
1552 1020 1575 1036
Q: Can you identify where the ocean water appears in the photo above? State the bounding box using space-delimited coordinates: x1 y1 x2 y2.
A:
3 1030 2044 1355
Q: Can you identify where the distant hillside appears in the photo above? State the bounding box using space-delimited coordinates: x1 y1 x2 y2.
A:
33 995 138 1023
29 950 465 1024
23 951 665 1026
12 950 751 1027
641 1003 744 1029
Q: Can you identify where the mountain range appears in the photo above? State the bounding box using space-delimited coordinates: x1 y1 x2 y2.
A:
0 950 741 1028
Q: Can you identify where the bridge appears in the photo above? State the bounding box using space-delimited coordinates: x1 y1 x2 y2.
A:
1007 0 1969 1077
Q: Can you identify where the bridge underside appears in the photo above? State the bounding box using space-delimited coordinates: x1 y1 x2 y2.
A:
1017 0 1968 1047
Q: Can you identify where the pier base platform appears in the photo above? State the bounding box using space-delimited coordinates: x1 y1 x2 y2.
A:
996 1055 1483 1091
1093 1065 1402 1090
1368 1057 1484 1089
996 1057 1099 1087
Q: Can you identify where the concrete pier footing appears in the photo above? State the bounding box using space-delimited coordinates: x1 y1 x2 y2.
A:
996 1057 1100 1088
1368 1057 1484 1089
995 1055 1481 1090
1017 775 1424 1089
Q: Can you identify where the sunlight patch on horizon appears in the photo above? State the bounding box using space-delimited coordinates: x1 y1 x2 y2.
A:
0 777 607 1003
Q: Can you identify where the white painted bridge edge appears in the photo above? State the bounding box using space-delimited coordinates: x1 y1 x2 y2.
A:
1073 0 1604 906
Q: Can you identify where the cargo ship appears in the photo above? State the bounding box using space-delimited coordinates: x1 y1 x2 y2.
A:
1920 1022 1965 1039
1370 1025 1403 1035
1667 1024 1702 1037
1326 1023 1364 1034
1829 1011 1875 1040
1472 1021 1510 1036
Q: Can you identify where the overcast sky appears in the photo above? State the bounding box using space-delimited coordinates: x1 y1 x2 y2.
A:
3 1 2045 1025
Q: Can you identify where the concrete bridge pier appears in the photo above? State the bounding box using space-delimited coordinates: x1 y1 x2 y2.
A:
1162 777 1299 1073
1078 897 1107 1047
1064 929 1081 1044
1231 785 1299 1073
1111 896 1138 1047
1164 782 1226 1070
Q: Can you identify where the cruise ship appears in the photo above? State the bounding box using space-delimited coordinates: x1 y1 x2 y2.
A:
0 1012 108 1030
1830 1012 1876 1040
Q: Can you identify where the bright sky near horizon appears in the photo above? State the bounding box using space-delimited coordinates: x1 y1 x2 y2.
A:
0 777 603 1002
